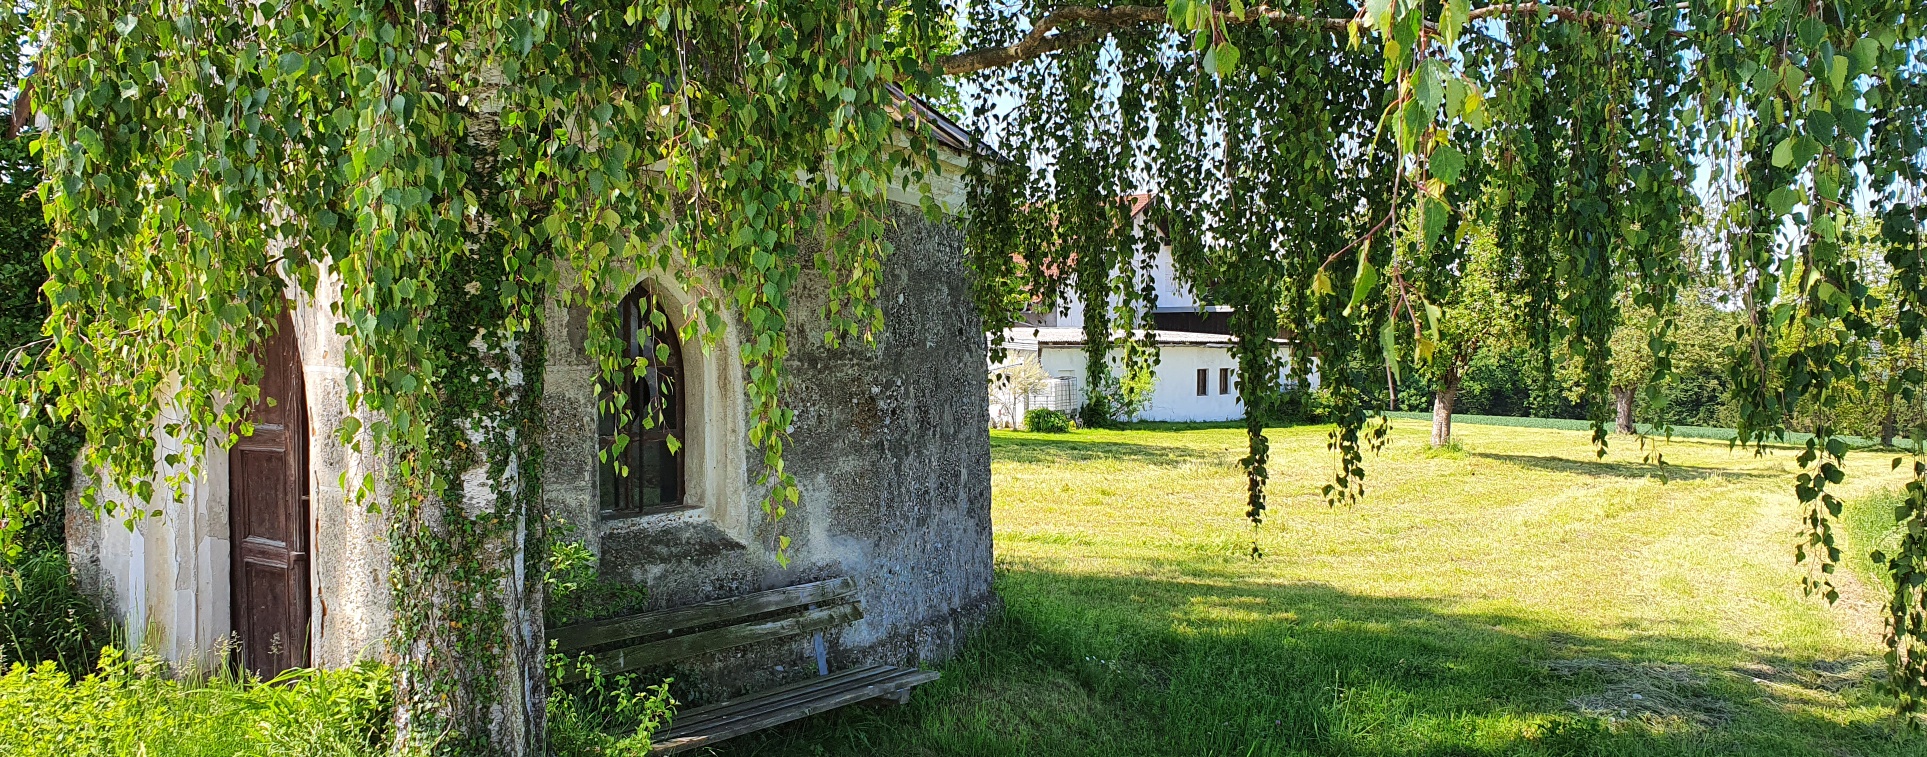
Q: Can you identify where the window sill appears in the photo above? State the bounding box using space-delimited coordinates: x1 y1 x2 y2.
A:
600 503 704 524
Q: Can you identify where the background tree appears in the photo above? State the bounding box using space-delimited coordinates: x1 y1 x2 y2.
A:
1416 229 1517 446
1563 293 1732 435
1784 214 1927 445
991 355 1052 429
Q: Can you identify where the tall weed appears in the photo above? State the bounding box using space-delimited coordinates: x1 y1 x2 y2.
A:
0 648 392 757
547 654 675 756
0 547 104 675
545 535 649 628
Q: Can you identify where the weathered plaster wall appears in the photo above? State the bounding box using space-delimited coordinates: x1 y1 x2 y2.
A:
294 274 395 668
542 202 997 702
63 406 232 671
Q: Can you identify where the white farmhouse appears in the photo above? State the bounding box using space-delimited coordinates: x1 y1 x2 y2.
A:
994 194 1317 425
1019 194 1234 335
993 327 1311 424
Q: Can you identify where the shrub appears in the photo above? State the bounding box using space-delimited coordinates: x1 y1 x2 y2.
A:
547 654 676 756
1300 387 1336 423
0 548 104 676
1073 367 1155 428
545 529 649 628
1024 408 1071 433
0 649 392 757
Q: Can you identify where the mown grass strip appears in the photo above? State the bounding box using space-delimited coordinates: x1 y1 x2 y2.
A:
1380 410 1883 449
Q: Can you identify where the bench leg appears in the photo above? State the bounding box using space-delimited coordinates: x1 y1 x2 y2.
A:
811 630 829 677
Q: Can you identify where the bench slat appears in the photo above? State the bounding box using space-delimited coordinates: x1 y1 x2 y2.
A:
649 666 940 755
561 602 863 682
549 577 856 653
664 665 906 731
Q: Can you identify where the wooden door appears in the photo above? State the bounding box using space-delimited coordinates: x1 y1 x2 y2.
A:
230 309 311 678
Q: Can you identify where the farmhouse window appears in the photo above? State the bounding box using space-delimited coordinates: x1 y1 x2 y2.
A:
599 284 685 516
1219 367 1231 395
1196 368 1208 396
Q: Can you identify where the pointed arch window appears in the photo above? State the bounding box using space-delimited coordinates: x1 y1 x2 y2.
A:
599 285 685 516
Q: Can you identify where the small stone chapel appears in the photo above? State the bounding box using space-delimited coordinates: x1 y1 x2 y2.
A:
62 95 998 740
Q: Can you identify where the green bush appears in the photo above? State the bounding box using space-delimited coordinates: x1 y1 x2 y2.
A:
545 535 650 629
0 649 392 757
1300 387 1336 423
0 548 104 675
547 655 676 756
1024 408 1071 433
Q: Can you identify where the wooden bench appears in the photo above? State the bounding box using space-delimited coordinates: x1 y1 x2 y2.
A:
547 577 939 755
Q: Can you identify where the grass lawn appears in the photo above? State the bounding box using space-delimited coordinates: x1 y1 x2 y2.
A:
716 420 1923 757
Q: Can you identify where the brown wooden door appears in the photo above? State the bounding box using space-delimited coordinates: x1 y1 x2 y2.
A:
230 309 311 678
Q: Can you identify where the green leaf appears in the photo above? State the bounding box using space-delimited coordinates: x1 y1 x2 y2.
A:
1771 137 1794 168
1379 320 1399 368
1346 256 1378 316
1214 42 1240 76
1817 280 1841 305
1440 0 1469 47
1837 108 1870 141
1766 187 1802 216
1365 0 1393 29
1460 87 1490 129
1781 63 1807 99
1430 142 1465 185
1806 109 1836 142
1792 135 1821 167
1414 60 1444 117
1851 37 1880 76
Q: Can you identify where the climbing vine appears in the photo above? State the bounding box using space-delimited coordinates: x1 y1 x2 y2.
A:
4 0 1927 746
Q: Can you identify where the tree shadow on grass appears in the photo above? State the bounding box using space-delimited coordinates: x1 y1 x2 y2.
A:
991 434 1239 468
1470 452 1780 483
713 569 1913 757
